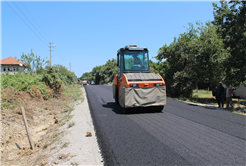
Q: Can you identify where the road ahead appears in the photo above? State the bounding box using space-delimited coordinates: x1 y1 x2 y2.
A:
85 85 246 166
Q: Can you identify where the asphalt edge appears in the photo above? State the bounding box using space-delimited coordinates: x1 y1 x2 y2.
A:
84 86 118 166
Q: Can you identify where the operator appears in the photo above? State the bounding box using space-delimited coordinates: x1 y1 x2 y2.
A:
132 55 143 67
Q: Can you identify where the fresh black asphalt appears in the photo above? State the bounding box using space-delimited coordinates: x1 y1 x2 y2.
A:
85 85 246 166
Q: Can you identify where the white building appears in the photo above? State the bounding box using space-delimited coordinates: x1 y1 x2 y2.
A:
0 56 27 74
234 84 246 99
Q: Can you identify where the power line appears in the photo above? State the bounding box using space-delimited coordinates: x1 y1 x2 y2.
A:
4 0 48 46
52 49 69 67
12 1 49 43
5 1 69 70
20 1 52 42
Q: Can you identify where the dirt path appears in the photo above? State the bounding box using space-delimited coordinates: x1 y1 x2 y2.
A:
46 87 103 165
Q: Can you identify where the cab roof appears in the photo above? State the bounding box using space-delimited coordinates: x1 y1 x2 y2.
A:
117 45 148 53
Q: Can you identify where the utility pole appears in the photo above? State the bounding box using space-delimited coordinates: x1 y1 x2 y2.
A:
49 43 56 67
70 63 71 72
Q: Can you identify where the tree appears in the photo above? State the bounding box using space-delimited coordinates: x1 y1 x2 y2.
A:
19 49 49 75
156 22 228 97
212 0 246 86
101 59 118 83
81 58 118 85
53 64 77 85
212 1 232 37
156 23 199 97
80 72 92 83
191 22 228 88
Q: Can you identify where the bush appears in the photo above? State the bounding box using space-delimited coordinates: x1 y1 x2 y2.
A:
42 67 64 98
171 70 196 98
1 71 62 99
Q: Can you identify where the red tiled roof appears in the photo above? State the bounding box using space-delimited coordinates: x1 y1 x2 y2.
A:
0 56 27 66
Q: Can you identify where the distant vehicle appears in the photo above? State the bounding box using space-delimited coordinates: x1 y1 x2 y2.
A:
82 78 87 85
91 80 95 85
77 82 81 84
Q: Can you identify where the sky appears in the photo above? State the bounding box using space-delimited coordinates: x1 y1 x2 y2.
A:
1 0 218 78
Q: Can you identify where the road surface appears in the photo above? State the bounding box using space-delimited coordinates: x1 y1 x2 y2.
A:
85 85 246 166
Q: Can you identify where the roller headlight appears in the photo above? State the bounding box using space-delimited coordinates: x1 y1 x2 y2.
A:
154 83 163 86
130 84 139 87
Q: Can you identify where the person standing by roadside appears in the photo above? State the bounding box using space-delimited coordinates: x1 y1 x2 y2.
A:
226 84 236 108
216 82 225 108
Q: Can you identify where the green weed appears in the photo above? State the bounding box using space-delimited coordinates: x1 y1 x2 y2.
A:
43 130 65 149
63 86 83 102
68 121 75 128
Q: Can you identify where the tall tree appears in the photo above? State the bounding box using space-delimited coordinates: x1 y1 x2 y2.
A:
81 58 118 85
212 1 231 37
156 22 228 97
53 64 77 85
212 0 246 86
19 49 49 75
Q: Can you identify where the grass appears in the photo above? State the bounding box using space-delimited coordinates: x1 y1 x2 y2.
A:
71 162 79 166
1 87 25 110
170 90 246 115
43 130 65 149
171 90 218 105
63 85 83 103
68 121 75 128
59 85 84 127
59 85 84 124
60 108 74 125
193 90 213 98
61 114 74 122
42 85 83 151
61 142 70 148
232 107 246 114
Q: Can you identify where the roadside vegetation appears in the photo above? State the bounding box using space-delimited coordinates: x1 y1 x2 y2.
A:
172 90 246 114
151 1 246 98
1 51 84 165
80 59 118 85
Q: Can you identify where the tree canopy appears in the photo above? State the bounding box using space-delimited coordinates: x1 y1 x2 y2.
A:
212 0 246 86
154 21 228 97
149 0 246 97
19 49 49 75
80 59 118 85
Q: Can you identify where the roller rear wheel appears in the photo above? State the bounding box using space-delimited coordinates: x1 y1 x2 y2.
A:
115 91 119 105
155 106 164 112
122 108 128 114
114 85 119 105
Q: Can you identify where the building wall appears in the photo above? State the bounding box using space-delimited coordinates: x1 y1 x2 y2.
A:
0 65 25 74
234 83 246 99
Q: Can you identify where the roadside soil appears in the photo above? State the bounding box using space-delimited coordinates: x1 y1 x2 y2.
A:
1 86 102 165
46 87 103 165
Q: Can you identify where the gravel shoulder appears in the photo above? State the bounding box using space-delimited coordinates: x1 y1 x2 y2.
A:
47 87 103 165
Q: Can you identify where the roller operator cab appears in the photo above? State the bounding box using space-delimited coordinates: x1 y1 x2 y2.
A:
113 45 167 113
82 78 87 85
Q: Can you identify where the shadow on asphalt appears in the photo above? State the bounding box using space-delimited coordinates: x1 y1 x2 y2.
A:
102 102 164 115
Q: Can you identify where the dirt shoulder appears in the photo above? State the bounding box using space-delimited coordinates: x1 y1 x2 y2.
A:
1 86 102 165
46 87 103 165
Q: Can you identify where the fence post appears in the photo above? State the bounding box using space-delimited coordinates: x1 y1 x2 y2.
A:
21 107 34 150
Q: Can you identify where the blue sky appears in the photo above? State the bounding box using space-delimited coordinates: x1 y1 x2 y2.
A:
1 1 217 78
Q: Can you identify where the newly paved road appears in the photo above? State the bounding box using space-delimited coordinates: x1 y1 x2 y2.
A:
85 85 246 166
